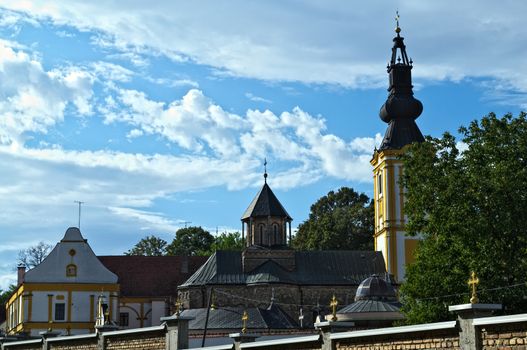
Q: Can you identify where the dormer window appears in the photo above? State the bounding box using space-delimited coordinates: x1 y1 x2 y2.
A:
66 264 77 277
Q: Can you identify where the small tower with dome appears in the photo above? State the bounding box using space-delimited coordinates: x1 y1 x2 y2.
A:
241 161 293 248
337 274 403 327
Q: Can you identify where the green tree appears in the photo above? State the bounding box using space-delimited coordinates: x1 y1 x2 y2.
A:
18 241 52 269
166 226 214 256
399 112 527 324
207 231 245 254
125 235 168 256
293 187 374 250
1 284 18 308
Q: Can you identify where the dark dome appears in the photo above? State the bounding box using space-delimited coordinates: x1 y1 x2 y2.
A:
355 274 397 302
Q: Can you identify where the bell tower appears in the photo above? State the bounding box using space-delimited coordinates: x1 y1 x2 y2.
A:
371 14 424 282
241 161 293 249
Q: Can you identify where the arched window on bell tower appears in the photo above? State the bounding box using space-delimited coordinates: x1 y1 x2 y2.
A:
272 223 279 245
258 223 265 245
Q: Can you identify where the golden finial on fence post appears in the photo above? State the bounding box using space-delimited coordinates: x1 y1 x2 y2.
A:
330 295 338 321
468 271 480 304
241 310 248 334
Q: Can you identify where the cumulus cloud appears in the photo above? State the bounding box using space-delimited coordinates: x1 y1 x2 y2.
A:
245 92 272 104
0 41 94 146
100 88 377 184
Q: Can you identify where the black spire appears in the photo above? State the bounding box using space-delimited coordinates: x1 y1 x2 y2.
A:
378 13 424 150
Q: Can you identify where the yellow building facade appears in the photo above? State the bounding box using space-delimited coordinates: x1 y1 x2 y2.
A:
5 227 119 336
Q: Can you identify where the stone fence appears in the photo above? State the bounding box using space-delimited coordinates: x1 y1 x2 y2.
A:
2 304 527 350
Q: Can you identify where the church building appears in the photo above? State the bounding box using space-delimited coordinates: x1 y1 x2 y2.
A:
179 171 387 329
371 20 425 281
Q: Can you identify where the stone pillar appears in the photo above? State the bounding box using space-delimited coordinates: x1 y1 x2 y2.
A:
449 303 502 350
229 333 259 350
249 218 253 246
161 315 193 350
95 323 118 350
315 320 355 350
39 330 60 350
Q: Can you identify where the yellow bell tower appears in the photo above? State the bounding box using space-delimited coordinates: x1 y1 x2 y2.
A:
372 16 424 282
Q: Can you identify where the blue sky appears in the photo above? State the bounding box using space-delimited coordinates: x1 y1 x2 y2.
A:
0 1 526 288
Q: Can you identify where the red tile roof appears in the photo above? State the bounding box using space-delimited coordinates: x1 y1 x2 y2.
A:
98 255 208 297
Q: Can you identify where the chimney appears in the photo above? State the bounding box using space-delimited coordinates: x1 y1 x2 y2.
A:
17 264 26 286
181 256 188 274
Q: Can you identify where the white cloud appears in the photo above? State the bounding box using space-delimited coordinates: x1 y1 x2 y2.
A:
90 61 134 83
245 92 272 104
55 30 75 38
126 128 143 139
108 207 180 232
101 88 377 184
2 1 527 97
106 52 149 67
146 77 199 88
0 41 94 145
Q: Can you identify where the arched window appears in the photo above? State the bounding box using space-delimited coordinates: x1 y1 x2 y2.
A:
258 224 265 245
273 223 279 245
66 264 77 277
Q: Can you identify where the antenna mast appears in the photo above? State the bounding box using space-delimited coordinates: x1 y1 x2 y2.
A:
74 201 84 229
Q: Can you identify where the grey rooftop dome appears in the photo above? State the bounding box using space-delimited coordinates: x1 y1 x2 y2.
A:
355 274 397 302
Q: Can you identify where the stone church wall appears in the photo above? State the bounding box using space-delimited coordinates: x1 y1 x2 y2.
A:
182 284 358 327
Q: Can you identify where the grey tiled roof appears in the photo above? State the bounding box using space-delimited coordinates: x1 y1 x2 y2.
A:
180 250 386 287
338 300 401 313
181 305 297 330
241 183 292 220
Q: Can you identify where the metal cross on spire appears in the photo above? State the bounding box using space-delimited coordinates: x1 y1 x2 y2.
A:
395 10 401 34
263 158 268 183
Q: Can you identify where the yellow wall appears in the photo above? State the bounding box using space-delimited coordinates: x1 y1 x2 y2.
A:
6 283 119 335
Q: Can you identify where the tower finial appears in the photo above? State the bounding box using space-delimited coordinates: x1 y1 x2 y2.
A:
395 10 401 35
263 158 268 183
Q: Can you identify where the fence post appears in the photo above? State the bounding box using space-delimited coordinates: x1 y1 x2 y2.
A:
39 330 60 350
161 315 194 350
449 303 501 350
229 333 259 350
315 320 355 350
